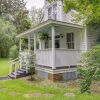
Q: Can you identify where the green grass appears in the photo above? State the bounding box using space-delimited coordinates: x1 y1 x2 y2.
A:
0 58 10 76
0 79 100 100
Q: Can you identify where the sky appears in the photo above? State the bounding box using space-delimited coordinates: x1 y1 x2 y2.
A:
25 0 45 10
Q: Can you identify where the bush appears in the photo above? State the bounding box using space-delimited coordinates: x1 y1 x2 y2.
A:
78 44 100 93
9 45 19 59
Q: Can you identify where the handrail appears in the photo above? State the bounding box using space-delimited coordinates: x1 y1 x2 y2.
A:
11 60 20 65
9 56 23 63
9 53 35 77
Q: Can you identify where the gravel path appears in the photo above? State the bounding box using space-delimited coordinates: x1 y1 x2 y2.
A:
0 77 9 80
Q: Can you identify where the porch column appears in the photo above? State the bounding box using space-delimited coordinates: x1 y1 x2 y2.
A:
28 35 31 53
34 33 36 53
84 26 88 51
51 26 56 69
19 38 22 52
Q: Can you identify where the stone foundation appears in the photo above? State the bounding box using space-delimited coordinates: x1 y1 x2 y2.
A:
36 67 77 81
48 73 63 82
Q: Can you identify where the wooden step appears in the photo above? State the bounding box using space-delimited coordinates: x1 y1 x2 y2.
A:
8 67 32 79
8 66 35 79
17 70 25 74
8 73 15 79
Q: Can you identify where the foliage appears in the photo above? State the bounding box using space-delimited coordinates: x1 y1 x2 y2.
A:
0 0 32 33
28 54 36 80
0 18 16 58
78 44 100 93
30 7 43 26
15 10 32 33
9 45 19 59
38 32 50 40
0 0 26 16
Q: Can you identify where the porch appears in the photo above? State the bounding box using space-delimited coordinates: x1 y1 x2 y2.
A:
17 20 85 70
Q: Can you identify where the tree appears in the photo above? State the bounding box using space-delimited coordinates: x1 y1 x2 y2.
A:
0 0 32 33
29 7 43 26
0 18 16 58
15 10 32 33
0 0 26 16
9 45 19 59
78 44 100 93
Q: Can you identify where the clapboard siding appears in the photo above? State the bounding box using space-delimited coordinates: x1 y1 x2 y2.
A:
87 26 99 49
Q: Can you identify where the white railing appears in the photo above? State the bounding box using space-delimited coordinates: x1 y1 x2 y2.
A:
9 54 35 78
36 49 52 67
36 49 81 67
55 49 81 67
10 60 21 79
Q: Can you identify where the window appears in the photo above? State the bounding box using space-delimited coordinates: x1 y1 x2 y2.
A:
48 7 52 19
66 33 74 49
48 3 57 20
55 39 60 48
53 4 57 20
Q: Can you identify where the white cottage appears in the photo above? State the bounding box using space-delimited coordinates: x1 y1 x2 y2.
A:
9 0 99 81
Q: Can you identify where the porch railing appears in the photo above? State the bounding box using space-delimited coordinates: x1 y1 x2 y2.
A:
36 49 81 67
9 54 35 79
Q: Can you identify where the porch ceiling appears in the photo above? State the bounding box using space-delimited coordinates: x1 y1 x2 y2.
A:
16 19 83 38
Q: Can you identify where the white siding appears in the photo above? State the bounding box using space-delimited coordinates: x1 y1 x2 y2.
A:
87 26 99 49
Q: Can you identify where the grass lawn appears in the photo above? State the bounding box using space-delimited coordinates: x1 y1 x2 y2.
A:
0 79 100 100
0 58 10 76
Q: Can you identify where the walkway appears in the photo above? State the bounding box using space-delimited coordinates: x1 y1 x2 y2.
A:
0 77 9 80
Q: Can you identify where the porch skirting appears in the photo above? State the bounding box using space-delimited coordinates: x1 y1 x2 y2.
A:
35 65 77 81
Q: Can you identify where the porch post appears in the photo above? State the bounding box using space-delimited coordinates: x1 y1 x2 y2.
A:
28 35 31 53
51 26 56 69
19 38 22 52
34 33 36 53
84 26 88 51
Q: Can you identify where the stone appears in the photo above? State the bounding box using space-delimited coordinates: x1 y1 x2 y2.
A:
64 93 75 97
23 93 42 97
10 92 20 95
43 93 54 97
48 73 63 82
0 88 6 91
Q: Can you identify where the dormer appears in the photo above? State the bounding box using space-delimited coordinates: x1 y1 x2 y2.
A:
43 0 63 22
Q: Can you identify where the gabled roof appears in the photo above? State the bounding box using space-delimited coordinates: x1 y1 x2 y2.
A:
65 10 83 25
16 19 83 38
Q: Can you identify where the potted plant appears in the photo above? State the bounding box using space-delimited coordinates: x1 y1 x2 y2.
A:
38 32 50 40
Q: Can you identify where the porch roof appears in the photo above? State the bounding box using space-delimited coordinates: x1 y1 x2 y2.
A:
16 19 83 38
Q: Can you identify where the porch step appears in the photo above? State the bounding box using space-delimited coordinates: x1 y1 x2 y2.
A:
8 68 30 79
8 73 15 79
8 67 32 79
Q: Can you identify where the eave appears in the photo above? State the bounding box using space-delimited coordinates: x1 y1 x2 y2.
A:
16 19 83 38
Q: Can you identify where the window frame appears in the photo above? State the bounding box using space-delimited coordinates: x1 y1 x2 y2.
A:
66 32 74 49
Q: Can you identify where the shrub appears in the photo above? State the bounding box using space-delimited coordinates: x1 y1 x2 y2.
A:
9 45 19 59
78 44 100 93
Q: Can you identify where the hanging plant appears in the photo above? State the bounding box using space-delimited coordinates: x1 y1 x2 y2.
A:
38 32 50 40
